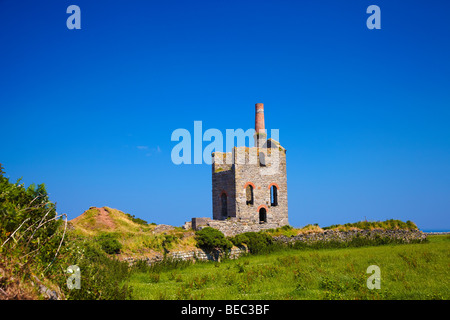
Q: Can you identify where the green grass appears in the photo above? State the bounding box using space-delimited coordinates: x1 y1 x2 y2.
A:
129 235 450 300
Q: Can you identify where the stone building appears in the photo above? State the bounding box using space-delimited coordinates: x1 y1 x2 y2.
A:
190 103 289 236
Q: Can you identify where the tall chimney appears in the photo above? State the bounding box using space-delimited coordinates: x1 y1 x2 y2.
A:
254 103 266 147
255 103 265 133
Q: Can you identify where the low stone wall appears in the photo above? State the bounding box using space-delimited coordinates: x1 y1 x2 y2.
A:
192 217 280 237
123 229 426 266
273 229 427 245
123 245 248 266
170 246 246 261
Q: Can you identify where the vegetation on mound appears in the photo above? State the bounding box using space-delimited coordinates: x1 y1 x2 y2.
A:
263 224 324 237
70 206 196 257
96 233 123 255
261 219 418 238
322 219 418 231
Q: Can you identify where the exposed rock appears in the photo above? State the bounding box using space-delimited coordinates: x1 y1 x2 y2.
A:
182 221 192 230
153 224 175 233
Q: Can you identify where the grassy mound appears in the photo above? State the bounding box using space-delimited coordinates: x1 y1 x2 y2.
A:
69 207 196 258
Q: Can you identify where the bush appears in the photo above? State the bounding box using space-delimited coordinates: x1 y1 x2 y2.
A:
195 227 232 252
162 234 179 249
124 212 148 225
231 231 275 254
96 233 122 254
60 239 132 300
0 165 133 300
0 164 69 298
0 164 62 264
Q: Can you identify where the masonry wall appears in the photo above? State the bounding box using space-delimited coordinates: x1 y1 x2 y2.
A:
197 218 281 237
211 142 288 232
212 152 236 220
123 246 248 266
273 229 427 245
233 145 288 227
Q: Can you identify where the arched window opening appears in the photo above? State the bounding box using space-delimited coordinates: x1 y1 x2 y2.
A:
221 193 227 219
270 185 278 206
259 207 267 223
246 185 254 205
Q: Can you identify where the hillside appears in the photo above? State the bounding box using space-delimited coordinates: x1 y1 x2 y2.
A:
70 206 153 235
69 207 196 260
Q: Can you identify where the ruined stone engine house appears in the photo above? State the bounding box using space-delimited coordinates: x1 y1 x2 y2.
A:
190 103 289 236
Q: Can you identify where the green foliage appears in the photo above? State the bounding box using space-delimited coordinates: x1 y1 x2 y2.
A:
124 212 148 225
60 238 132 300
143 233 180 251
0 164 65 277
148 273 160 283
129 235 449 300
0 164 61 259
230 231 277 254
322 219 418 230
195 227 232 252
0 165 132 300
162 234 179 249
96 233 122 254
131 257 193 274
263 225 298 237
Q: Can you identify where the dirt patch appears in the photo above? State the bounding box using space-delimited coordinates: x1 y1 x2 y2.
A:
94 207 116 229
70 207 116 231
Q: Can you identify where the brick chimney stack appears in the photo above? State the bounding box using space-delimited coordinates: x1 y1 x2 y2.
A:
254 103 267 147
255 103 265 133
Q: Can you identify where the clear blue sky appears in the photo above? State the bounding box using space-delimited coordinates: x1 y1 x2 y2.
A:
1 0 449 231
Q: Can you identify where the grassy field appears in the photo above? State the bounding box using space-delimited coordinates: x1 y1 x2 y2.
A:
129 235 450 300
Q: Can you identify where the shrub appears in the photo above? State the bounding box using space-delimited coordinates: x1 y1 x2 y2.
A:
0 164 69 298
162 234 179 249
0 164 63 265
195 227 232 252
231 231 275 254
96 233 122 254
0 165 133 300
124 212 148 225
60 239 132 300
